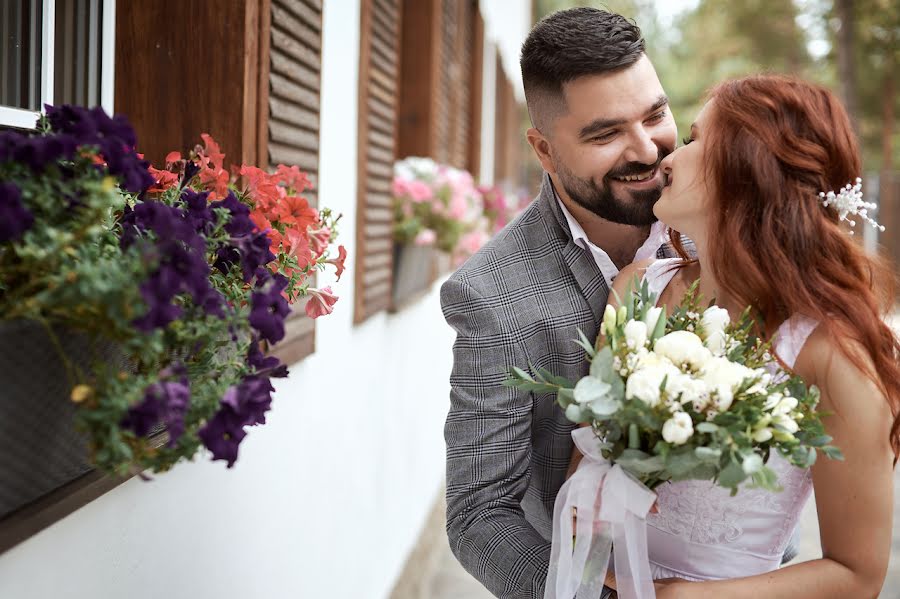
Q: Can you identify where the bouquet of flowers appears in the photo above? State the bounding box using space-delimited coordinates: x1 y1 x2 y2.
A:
391 156 487 257
505 278 840 598
0 105 345 475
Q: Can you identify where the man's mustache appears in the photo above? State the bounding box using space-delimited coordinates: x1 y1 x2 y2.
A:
606 148 671 179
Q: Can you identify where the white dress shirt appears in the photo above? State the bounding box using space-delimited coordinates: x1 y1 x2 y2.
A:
556 196 669 287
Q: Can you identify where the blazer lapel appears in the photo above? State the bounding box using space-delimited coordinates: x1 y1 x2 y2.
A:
537 175 609 328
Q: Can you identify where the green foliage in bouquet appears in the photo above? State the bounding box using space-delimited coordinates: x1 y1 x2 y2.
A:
505 278 842 495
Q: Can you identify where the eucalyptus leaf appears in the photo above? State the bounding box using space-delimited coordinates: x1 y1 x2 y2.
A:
696 422 719 434
694 446 722 463
717 461 748 489
574 376 612 404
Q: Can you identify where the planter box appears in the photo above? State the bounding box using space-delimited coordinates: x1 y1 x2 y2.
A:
391 242 436 311
0 320 124 520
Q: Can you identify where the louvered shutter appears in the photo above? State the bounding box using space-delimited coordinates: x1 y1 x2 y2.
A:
354 0 401 323
265 0 323 363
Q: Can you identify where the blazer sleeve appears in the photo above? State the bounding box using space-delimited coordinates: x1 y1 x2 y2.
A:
440 276 552 599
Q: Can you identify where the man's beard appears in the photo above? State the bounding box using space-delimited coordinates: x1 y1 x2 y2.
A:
554 148 670 226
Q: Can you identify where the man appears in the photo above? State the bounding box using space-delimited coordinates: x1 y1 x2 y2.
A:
441 8 676 599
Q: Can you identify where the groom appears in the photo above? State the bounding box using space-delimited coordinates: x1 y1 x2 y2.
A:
440 8 677 598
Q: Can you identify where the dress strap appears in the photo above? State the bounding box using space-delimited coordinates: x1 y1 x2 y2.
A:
640 258 682 306
772 315 819 370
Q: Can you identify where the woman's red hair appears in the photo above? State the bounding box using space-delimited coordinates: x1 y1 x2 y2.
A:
671 75 900 459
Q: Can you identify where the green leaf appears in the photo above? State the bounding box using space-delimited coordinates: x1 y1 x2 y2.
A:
574 329 597 359
617 449 666 474
822 446 845 461
666 447 702 477
696 422 719 434
717 461 748 489
628 423 640 449
651 304 668 341
694 446 722 463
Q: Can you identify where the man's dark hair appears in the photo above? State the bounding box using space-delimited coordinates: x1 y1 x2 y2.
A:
520 7 645 131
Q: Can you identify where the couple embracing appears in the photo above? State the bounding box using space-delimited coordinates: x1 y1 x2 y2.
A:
440 7 898 599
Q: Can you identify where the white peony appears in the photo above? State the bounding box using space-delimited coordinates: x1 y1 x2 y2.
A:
654 330 712 370
665 372 709 406
701 306 730 356
662 412 695 445
623 319 649 349
626 363 680 407
643 306 664 334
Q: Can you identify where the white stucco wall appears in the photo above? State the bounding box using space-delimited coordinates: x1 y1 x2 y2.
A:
0 1 455 597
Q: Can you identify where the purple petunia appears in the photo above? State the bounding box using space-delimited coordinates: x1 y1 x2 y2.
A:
0 182 34 242
248 272 290 344
247 335 289 378
120 371 191 447
197 376 275 467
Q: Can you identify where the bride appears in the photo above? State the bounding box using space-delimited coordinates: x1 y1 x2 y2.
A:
585 75 899 598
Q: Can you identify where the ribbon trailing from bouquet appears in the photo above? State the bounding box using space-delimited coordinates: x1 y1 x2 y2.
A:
545 427 657 599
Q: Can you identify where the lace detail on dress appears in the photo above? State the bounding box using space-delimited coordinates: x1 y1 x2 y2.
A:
636 261 819 581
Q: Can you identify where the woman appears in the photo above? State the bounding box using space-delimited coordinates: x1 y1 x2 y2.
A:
591 75 899 598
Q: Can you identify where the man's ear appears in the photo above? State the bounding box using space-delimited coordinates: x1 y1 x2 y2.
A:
526 127 556 175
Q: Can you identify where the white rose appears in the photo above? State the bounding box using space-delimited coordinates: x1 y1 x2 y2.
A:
662 412 695 445
654 331 711 370
643 306 664 334
701 356 757 400
626 363 679 407
665 372 709 406
623 320 648 349
701 306 730 356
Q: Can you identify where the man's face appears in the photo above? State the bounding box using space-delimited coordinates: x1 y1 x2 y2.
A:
546 55 677 226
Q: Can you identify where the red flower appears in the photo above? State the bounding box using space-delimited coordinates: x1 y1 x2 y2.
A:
239 165 281 214
147 166 179 193
275 195 318 229
165 151 182 165
275 165 311 193
305 286 338 319
326 245 347 281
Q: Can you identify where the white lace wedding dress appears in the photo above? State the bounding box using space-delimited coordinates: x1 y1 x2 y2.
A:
639 258 818 581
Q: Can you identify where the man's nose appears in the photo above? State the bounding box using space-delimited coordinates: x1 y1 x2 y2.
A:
624 127 659 166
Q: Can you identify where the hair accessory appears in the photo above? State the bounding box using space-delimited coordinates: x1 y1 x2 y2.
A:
818 177 885 235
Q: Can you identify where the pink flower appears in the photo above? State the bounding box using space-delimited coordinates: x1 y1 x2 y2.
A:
414 229 437 246
308 226 332 257
306 286 338 319
448 193 468 220
392 178 411 197
326 245 348 281
407 180 434 203
459 230 488 256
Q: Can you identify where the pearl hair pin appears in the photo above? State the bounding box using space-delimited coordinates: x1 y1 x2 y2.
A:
818 178 885 235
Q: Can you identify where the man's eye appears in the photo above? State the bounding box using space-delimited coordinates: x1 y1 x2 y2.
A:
591 132 616 143
647 110 667 123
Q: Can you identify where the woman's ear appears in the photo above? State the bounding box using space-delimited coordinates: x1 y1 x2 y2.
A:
526 127 556 175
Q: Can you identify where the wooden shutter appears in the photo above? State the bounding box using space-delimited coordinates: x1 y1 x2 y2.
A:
264 0 324 363
467 8 484 180
396 0 477 172
354 0 401 323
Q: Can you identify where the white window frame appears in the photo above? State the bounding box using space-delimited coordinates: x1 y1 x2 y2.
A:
0 0 116 129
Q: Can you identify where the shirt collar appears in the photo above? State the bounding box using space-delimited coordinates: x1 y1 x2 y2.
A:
554 191 669 286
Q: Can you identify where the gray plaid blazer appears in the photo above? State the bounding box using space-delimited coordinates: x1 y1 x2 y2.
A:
440 175 677 599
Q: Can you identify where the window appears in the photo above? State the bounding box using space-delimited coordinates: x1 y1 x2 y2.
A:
0 0 115 129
